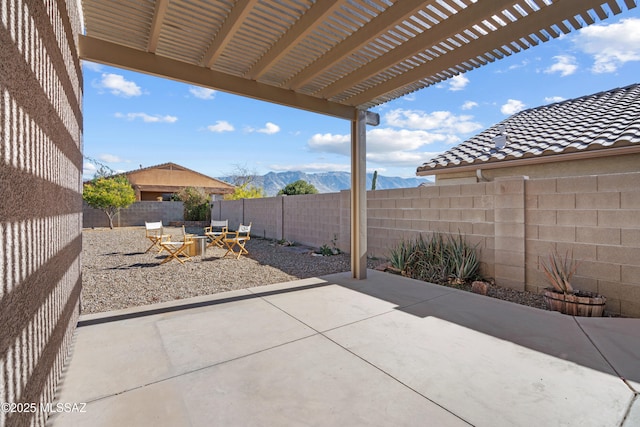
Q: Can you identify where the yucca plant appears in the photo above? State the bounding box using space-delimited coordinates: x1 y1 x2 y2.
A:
540 248 579 294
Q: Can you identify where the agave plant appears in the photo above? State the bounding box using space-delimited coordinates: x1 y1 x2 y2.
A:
389 239 414 272
540 248 580 294
447 233 480 284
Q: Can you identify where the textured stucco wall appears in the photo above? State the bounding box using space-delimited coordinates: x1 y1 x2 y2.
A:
433 153 640 185
0 1 83 426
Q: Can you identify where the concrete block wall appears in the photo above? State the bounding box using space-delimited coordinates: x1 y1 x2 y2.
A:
282 193 342 248
525 172 640 316
0 1 83 426
83 201 184 228
366 184 495 278
244 197 283 240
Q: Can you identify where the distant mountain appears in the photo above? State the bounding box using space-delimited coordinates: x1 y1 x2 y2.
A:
218 171 433 197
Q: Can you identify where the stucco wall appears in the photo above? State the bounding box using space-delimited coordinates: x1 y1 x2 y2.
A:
433 153 640 185
212 172 640 317
0 1 83 426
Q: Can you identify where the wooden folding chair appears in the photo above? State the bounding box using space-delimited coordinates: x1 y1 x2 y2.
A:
145 221 171 253
204 220 228 248
159 232 194 264
222 223 251 259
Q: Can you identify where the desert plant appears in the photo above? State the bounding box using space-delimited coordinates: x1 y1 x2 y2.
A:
541 248 579 294
389 239 414 271
404 233 450 283
447 233 480 284
389 232 481 285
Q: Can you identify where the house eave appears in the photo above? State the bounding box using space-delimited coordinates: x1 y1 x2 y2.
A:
416 145 640 177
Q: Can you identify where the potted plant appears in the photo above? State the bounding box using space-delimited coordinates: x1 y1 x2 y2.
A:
540 248 606 317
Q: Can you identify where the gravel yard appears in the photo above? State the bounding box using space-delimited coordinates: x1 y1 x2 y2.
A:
82 226 551 315
81 226 370 314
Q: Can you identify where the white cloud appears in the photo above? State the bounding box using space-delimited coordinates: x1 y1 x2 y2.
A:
269 163 351 173
544 96 565 104
257 122 280 134
367 128 451 153
461 101 478 110
574 17 640 73
366 150 443 167
189 86 216 100
544 55 577 76
507 59 529 71
207 120 234 132
115 112 178 123
98 154 123 163
98 73 142 97
82 61 103 72
501 99 526 115
448 74 469 91
82 162 97 179
308 133 351 155
384 109 483 134
308 128 455 160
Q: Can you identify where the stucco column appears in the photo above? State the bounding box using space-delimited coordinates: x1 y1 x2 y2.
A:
351 110 367 279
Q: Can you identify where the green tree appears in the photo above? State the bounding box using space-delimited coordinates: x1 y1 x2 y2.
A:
83 175 136 229
175 187 210 221
225 183 266 200
223 164 266 200
278 180 318 196
371 170 378 190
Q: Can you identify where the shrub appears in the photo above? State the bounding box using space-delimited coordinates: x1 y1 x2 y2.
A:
175 187 210 221
388 232 480 285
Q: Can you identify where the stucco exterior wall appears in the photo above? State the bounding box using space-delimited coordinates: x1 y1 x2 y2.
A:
0 1 83 426
433 153 640 185
212 171 640 317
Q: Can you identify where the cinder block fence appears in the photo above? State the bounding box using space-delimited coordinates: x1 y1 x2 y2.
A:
211 172 640 317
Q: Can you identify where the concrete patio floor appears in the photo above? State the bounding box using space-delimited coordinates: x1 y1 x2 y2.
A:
48 270 639 426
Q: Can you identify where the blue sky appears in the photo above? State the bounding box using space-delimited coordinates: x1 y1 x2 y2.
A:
82 7 640 181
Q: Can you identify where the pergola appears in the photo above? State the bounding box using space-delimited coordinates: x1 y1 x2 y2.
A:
78 0 636 279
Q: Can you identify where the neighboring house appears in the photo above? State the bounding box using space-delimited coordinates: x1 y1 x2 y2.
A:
417 84 640 184
123 162 235 201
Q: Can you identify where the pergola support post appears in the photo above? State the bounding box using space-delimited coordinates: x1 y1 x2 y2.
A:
351 110 368 279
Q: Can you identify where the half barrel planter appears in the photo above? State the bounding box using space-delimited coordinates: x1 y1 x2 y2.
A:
543 289 607 317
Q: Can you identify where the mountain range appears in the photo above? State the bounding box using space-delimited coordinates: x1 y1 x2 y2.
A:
219 171 433 197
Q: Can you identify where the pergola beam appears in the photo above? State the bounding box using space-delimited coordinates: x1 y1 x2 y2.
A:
202 0 260 69
147 0 169 53
246 1 343 80
79 35 356 121
319 0 513 99
286 0 429 90
345 0 610 106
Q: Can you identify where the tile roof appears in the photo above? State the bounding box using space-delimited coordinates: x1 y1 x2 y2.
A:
417 83 640 175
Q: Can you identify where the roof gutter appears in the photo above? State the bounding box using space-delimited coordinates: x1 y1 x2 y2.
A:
417 145 640 176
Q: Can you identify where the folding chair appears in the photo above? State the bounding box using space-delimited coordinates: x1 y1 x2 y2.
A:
222 223 251 259
145 221 171 253
159 232 194 264
204 220 228 248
